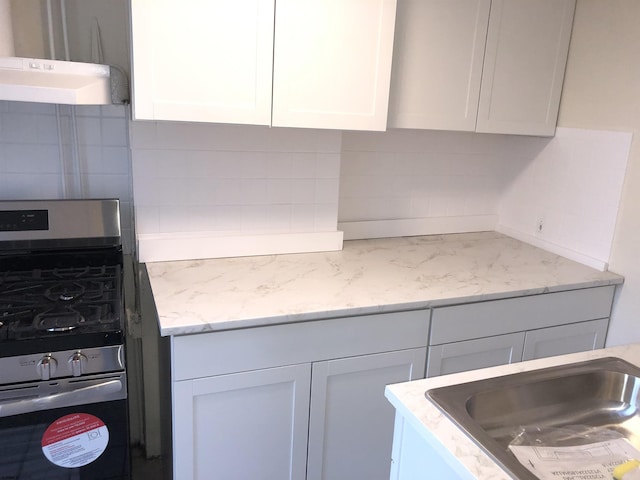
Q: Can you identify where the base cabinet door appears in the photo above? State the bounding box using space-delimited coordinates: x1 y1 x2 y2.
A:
427 333 525 377
173 364 311 480
522 318 609 361
306 348 427 480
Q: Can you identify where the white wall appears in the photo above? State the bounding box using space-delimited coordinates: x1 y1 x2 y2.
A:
0 101 134 252
556 0 640 346
130 122 343 262
498 127 631 271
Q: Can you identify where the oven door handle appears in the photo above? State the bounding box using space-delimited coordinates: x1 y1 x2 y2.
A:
0 378 126 418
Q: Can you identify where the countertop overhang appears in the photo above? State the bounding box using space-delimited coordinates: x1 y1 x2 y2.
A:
144 232 622 337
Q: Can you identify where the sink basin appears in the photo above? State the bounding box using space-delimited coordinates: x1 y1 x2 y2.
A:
426 357 640 479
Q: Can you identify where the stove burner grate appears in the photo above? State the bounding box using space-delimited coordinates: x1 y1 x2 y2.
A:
0 264 121 341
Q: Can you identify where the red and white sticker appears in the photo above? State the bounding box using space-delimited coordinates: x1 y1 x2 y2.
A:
41 413 109 468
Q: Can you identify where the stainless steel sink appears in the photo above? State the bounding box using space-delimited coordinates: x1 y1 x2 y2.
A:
426 357 640 479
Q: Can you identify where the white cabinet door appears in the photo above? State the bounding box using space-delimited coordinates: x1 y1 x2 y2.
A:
387 0 491 131
476 0 576 136
172 364 311 480
522 318 609 361
272 0 397 131
307 348 426 480
427 333 525 377
130 0 274 124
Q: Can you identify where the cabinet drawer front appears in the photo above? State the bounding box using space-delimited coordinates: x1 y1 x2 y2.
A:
430 286 614 345
426 332 525 377
172 310 429 380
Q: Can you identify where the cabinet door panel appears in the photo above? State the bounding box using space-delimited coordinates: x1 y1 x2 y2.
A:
427 333 525 377
272 0 397 131
522 318 608 361
387 0 490 131
307 348 426 480
130 0 274 124
173 364 311 480
476 0 575 135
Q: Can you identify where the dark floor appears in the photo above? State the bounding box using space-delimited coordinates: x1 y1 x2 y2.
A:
131 446 169 479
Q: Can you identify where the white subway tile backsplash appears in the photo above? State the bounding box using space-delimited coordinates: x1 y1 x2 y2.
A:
339 130 517 232
134 206 160 234
315 178 340 204
131 122 343 250
314 204 339 231
241 178 269 205
101 117 128 146
99 147 131 174
158 205 194 233
76 117 102 146
291 204 318 230
128 121 157 148
214 205 243 231
84 174 131 200
0 173 61 199
316 153 341 178
267 178 293 204
3 146 55 173
1 100 628 267
213 179 243 205
291 179 317 204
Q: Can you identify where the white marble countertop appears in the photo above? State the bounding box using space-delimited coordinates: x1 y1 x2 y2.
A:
384 343 640 479
144 232 622 337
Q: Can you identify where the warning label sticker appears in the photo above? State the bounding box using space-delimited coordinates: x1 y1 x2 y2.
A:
41 413 109 468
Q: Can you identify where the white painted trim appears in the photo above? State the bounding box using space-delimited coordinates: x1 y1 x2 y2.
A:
338 215 498 240
496 224 609 272
137 231 344 263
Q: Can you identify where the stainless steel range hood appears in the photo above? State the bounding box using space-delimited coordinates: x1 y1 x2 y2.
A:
0 56 112 105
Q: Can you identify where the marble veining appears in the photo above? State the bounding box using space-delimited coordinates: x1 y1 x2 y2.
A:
385 344 640 479
145 232 622 336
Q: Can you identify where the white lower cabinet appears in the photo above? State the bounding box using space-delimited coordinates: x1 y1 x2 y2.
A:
426 287 614 377
170 310 430 480
173 364 311 480
307 348 426 480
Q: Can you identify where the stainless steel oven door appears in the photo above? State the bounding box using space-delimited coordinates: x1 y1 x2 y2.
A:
0 372 130 480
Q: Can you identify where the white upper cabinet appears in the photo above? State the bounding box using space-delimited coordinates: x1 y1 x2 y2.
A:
388 0 576 136
272 0 397 131
130 0 274 125
476 0 576 136
130 0 397 131
387 0 491 131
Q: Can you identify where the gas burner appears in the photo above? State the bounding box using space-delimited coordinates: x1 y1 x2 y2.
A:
45 282 86 303
33 309 85 332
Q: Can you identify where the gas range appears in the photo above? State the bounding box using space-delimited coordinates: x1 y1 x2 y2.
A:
0 199 130 480
0 200 125 372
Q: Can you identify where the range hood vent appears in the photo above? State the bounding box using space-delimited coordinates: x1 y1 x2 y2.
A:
0 56 112 105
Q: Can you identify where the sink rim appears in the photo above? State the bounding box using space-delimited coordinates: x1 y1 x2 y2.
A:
425 356 640 480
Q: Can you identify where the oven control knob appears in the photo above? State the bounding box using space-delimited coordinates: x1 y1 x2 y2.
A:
68 351 88 377
37 354 57 381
